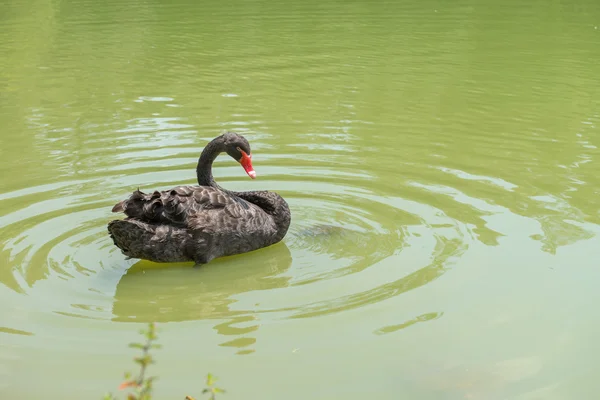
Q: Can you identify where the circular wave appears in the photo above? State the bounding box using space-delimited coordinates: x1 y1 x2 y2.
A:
0 114 494 354
0 125 477 354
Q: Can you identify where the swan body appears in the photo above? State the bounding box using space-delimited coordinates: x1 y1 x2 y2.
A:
107 132 291 265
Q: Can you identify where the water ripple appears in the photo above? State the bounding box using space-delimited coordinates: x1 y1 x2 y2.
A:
0 126 480 338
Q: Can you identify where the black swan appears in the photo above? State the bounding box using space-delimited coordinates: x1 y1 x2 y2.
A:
107 132 291 265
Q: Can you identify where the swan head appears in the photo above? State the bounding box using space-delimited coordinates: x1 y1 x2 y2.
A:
223 132 256 179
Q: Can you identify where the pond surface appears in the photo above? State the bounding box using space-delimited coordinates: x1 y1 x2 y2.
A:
1 0 600 398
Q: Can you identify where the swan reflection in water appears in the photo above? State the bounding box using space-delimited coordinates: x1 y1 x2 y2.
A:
110 241 292 354
108 217 460 354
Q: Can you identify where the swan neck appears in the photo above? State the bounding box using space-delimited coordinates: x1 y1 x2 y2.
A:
196 136 226 188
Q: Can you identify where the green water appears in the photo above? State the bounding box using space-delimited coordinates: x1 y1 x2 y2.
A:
1 0 600 398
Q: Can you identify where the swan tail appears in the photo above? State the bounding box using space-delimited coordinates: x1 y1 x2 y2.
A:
112 201 125 213
111 189 162 219
107 219 194 263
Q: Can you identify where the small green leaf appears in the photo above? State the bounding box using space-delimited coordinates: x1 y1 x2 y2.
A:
129 343 145 349
134 355 153 365
206 373 215 386
214 388 225 394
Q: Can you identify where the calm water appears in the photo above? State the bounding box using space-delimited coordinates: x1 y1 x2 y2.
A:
1 0 600 398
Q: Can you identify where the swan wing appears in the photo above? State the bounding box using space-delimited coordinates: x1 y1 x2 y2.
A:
112 185 250 227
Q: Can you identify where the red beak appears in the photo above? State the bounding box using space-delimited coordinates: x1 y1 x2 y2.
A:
239 150 256 179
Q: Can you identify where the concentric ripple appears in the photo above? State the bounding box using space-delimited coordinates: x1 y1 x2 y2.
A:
0 123 474 347
4 109 598 361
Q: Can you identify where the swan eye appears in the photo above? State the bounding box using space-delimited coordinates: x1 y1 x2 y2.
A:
236 146 249 157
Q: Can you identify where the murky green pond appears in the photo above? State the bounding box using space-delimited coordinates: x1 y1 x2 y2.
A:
1 0 600 398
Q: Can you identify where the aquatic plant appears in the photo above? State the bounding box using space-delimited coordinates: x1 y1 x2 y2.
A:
103 322 224 400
